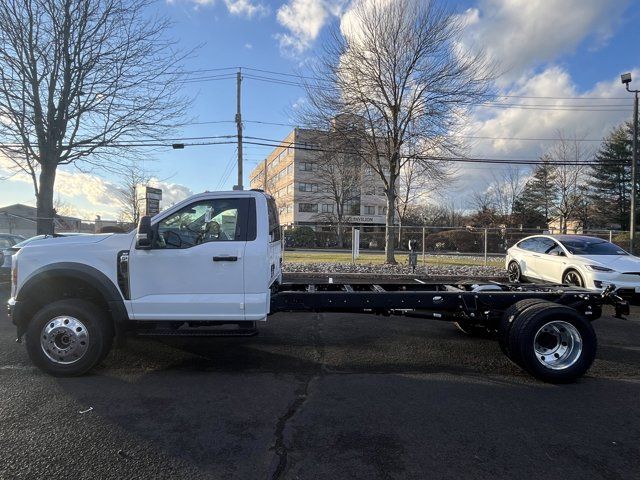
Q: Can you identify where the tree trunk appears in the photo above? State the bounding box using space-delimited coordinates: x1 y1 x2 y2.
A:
36 163 57 235
336 222 344 248
385 190 396 264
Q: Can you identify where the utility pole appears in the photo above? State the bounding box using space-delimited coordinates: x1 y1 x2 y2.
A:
234 68 243 190
622 73 639 253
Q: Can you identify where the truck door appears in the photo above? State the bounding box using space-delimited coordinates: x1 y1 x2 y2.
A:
128 197 250 321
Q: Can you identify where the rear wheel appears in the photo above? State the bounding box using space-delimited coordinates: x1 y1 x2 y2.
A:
507 261 522 282
26 299 113 377
506 303 596 383
498 299 549 356
562 269 584 287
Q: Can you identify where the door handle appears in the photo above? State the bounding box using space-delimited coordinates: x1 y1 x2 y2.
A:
213 256 238 262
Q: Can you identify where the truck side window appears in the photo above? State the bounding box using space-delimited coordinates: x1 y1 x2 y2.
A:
155 198 249 249
267 197 281 242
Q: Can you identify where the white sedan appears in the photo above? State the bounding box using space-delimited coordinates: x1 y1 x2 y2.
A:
506 234 640 293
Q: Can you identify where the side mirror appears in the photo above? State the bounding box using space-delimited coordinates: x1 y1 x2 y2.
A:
136 216 153 249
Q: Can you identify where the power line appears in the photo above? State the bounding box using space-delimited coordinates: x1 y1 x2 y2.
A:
239 137 626 167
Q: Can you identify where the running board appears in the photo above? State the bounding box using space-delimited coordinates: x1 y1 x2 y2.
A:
136 323 258 337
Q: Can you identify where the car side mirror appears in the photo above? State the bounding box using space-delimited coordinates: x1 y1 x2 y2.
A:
552 250 565 257
136 216 153 249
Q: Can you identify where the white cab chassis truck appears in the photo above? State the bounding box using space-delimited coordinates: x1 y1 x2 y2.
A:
7 190 629 383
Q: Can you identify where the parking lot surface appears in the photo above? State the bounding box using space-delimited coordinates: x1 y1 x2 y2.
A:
1 289 639 479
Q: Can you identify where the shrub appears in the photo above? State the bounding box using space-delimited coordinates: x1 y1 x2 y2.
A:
284 226 316 248
424 230 482 253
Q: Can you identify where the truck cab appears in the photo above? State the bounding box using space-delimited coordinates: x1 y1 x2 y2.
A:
8 190 282 376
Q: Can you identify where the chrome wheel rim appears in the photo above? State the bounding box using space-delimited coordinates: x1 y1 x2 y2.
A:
40 316 90 365
507 262 520 282
564 271 582 287
534 321 582 370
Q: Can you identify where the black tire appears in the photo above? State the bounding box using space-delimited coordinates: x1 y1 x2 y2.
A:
26 299 114 377
507 303 596 383
562 269 584 287
498 299 550 357
507 261 522 282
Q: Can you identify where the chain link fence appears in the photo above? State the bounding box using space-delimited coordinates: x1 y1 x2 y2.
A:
282 224 631 265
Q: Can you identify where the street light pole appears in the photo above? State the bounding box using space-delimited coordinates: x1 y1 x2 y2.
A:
622 73 639 254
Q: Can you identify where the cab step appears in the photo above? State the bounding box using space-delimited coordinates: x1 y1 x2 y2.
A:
135 322 258 337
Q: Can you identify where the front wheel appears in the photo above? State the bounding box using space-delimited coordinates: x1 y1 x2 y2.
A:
562 269 584 287
507 261 522 282
26 299 113 376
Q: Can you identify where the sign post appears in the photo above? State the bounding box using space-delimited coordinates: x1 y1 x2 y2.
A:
352 227 360 263
145 187 162 216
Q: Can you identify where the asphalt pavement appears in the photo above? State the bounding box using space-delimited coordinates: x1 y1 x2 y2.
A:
1 289 639 479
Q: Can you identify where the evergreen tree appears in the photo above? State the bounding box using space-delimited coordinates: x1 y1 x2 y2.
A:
512 157 558 227
588 123 633 229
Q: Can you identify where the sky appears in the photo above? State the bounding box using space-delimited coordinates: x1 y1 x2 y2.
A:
1 0 639 220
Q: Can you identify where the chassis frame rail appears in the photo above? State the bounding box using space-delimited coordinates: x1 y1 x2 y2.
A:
271 281 629 325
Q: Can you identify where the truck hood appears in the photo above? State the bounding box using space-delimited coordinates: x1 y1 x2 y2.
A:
22 234 113 248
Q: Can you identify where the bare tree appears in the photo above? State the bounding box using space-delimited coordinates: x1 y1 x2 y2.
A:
489 166 525 225
549 133 590 233
53 194 77 218
299 0 492 263
310 132 362 247
395 158 452 244
116 163 153 227
0 0 189 234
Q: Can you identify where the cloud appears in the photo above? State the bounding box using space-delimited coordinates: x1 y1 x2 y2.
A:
0 155 194 220
223 0 268 18
167 0 268 18
275 0 347 55
149 178 194 209
451 66 639 198
458 0 629 84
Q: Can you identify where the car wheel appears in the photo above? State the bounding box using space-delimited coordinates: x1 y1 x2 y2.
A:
507 261 522 282
26 299 114 377
562 269 584 287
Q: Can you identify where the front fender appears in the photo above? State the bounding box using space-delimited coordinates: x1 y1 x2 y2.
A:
14 262 128 342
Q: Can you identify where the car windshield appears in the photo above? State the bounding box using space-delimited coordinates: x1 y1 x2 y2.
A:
559 239 628 256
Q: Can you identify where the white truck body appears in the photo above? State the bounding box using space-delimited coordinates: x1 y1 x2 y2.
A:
12 190 282 323
6 189 628 382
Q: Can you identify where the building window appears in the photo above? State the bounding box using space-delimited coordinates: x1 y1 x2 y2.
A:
287 164 293 175
364 205 375 215
298 182 318 192
378 206 387 215
321 204 335 213
300 162 314 172
299 203 318 213
345 200 360 215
